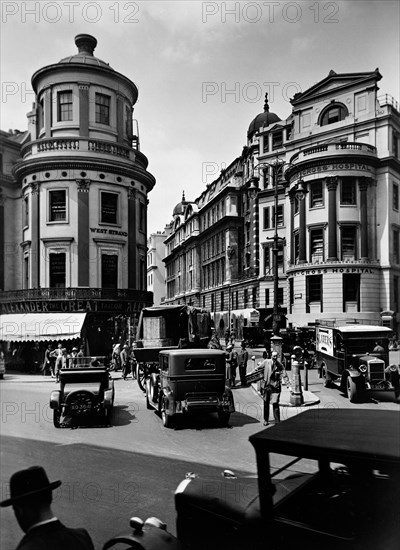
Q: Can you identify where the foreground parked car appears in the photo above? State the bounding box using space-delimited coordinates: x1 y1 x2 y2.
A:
146 349 234 428
50 363 114 428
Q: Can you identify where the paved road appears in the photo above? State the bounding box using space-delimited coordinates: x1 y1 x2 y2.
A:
1 360 399 549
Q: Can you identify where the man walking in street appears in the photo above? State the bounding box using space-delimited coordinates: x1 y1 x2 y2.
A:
226 344 238 387
260 351 290 425
1 465 94 550
238 341 249 386
120 344 130 380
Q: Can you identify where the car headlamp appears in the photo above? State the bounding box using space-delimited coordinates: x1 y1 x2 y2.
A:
359 365 368 373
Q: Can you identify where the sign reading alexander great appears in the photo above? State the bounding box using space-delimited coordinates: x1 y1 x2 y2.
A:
299 162 373 177
1 300 147 315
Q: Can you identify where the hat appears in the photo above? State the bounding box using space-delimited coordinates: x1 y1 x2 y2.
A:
226 344 233 350
0 466 61 507
271 351 278 357
72 347 78 352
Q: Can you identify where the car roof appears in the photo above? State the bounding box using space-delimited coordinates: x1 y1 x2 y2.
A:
159 349 226 357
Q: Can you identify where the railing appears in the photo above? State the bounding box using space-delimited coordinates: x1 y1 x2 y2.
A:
21 137 135 161
289 141 377 164
378 94 399 113
0 288 150 302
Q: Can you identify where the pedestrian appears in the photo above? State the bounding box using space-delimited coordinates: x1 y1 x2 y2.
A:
112 343 121 371
238 341 249 386
0 465 95 550
226 344 238 387
385 363 400 402
69 347 78 368
208 329 222 350
224 328 231 347
77 345 85 367
120 345 130 380
54 348 69 382
42 345 54 377
372 341 385 354
260 351 290 425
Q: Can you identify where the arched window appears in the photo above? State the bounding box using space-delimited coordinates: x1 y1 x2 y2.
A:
319 103 348 126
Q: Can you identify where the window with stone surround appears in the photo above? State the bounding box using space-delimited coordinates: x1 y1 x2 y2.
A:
394 228 400 264
310 181 323 208
343 273 360 312
101 192 118 224
320 103 347 126
310 227 324 263
341 225 357 260
49 253 66 288
306 274 322 312
340 178 357 205
49 190 67 222
393 182 399 211
95 93 111 125
58 91 73 122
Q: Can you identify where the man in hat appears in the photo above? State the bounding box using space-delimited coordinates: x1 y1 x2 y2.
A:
259 351 289 425
1 465 94 550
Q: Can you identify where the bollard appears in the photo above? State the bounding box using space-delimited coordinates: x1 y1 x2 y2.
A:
290 355 304 406
304 361 309 391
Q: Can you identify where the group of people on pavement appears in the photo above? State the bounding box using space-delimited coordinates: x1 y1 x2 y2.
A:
43 344 86 382
111 342 137 380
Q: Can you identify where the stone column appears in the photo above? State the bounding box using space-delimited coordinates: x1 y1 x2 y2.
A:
128 187 137 289
78 83 90 137
327 176 338 261
298 192 307 264
77 179 90 286
289 195 295 264
30 183 40 287
359 177 369 260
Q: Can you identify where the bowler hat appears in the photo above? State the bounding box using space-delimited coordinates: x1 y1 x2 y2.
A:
0 466 61 507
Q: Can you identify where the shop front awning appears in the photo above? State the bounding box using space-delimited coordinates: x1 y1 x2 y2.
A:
0 313 87 342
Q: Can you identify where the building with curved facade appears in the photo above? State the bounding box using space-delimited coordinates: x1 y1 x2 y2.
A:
162 69 399 338
0 35 155 357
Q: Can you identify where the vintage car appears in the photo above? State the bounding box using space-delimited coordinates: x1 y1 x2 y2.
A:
49 362 114 428
133 305 212 392
145 349 234 428
175 409 399 550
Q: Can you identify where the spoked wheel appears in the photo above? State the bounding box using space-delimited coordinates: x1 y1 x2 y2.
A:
136 363 147 392
218 411 230 426
53 409 61 428
161 397 173 428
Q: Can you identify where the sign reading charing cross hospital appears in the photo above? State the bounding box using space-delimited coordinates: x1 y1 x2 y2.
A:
299 163 373 177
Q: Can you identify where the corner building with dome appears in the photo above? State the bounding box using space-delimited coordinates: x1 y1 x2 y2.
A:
0 35 155 357
163 69 400 339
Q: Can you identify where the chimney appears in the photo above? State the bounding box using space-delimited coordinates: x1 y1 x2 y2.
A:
75 34 97 56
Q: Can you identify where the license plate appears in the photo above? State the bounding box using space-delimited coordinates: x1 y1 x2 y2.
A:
71 403 91 411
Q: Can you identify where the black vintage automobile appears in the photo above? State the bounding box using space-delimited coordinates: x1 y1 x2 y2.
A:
145 349 235 428
133 305 212 392
49 360 114 428
175 409 399 550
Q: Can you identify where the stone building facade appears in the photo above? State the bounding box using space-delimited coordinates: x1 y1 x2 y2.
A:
0 35 155 356
163 69 400 338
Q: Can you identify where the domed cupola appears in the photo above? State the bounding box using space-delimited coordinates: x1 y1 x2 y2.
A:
58 34 112 69
247 93 281 140
173 191 189 217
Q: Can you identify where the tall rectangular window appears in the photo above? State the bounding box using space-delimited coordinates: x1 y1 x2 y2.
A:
343 274 360 312
23 195 29 227
139 203 145 231
244 289 248 307
265 289 270 306
393 183 399 211
394 276 399 314
271 205 284 227
277 287 284 306
306 275 322 312
310 227 324 262
394 228 400 264
49 253 66 288
341 226 357 260
263 246 270 275
263 207 270 229
272 131 283 150
101 192 118 224
58 91 73 121
95 93 111 125
252 287 257 308
102 254 118 289
310 181 323 208
341 179 357 205
49 190 67 222
294 232 299 264
221 292 224 311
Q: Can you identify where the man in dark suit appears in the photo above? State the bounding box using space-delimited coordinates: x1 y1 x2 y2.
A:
1 466 94 550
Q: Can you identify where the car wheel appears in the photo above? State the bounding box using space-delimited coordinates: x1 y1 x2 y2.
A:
53 409 61 428
347 376 358 403
146 388 152 410
136 363 146 393
104 408 112 426
218 411 230 426
161 397 173 428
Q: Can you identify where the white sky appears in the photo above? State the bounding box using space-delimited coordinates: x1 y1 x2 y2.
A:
1 1 399 234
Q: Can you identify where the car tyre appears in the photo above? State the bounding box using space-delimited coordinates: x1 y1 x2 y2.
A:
53 409 61 428
347 376 358 403
161 397 173 428
218 411 230 426
136 363 146 393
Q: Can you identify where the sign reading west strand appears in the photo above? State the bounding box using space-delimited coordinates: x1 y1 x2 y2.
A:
90 227 128 236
